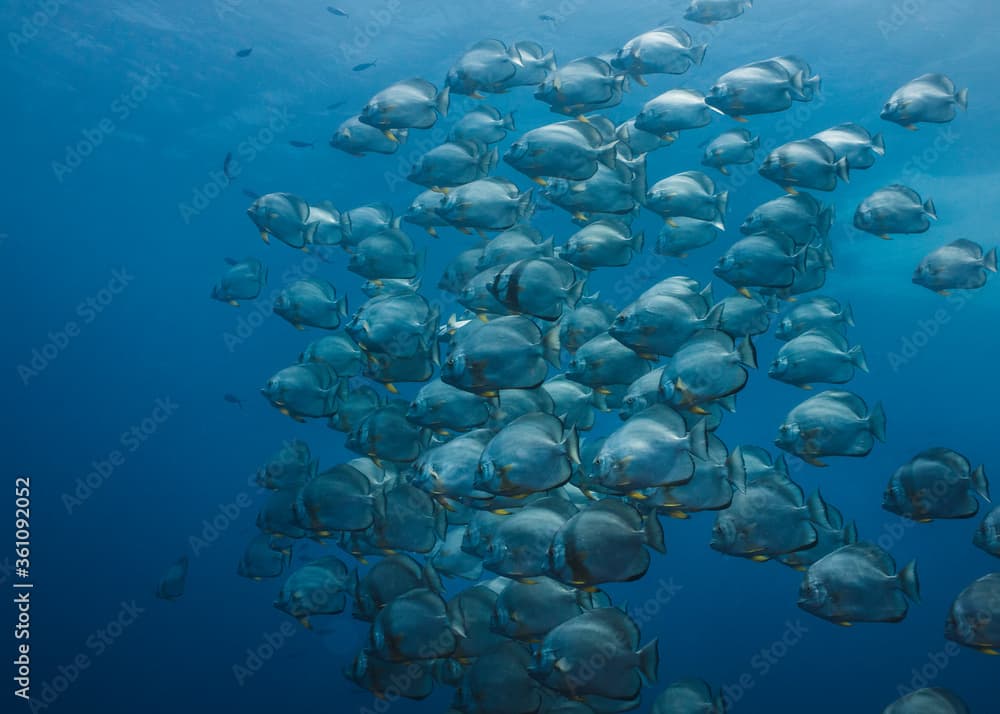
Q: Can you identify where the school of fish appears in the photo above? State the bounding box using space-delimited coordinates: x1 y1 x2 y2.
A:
185 4 998 712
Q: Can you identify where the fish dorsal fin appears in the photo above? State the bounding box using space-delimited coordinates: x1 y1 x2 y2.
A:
841 541 897 574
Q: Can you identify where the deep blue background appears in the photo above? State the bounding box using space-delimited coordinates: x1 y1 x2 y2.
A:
2 1 998 712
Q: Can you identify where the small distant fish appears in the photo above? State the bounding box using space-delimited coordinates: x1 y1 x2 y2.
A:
242 188 261 199
327 6 349 16
224 393 244 409
327 100 346 110
289 140 314 148
539 13 557 22
235 48 253 58
155 556 189 600
223 151 234 180
353 60 376 72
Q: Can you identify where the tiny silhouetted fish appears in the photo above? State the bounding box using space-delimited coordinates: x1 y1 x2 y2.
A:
236 48 253 58
223 151 234 180
224 257 238 266
353 60 376 72
327 100 346 110
539 14 557 22
289 140 314 148
242 188 261 199
327 6 348 16
224 393 244 409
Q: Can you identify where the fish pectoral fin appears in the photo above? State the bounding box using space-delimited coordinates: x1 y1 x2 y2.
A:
750 555 769 562
554 658 572 673
836 621 853 627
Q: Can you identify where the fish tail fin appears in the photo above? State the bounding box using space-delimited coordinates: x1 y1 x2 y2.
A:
871 132 886 156
688 419 709 460
563 427 581 465
566 277 586 308
868 401 887 443
737 335 757 368
517 188 536 220
631 230 645 255
542 325 562 367
637 639 659 683
956 87 969 110
806 489 832 528
325 379 341 416
596 141 619 167
819 205 835 235
542 50 557 73
808 74 822 95
923 197 937 220
480 147 498 175
703 300 725 330
503 111 516 131
336 294 349 320
834 156 850 184
750 134 761 149
726 446 748 493
340 207 354 240
422 561 445 594
971 464 991 502
979 245 1000 274
898 559 920 604
848 344 868 373
790 70 805 94
644 513 666 553
715 189 729 218
436 85 451 116
841 302 855 327
690 43 708 65
792 242 810 274
844 520 859 544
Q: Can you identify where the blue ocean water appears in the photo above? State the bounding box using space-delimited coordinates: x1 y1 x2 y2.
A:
3 1 998 712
